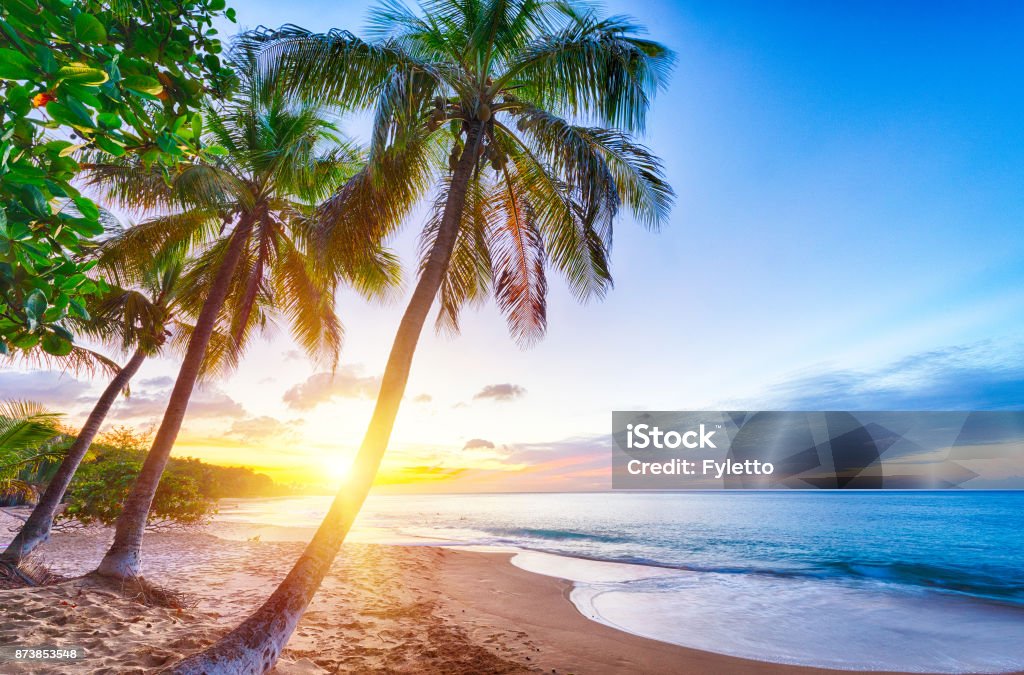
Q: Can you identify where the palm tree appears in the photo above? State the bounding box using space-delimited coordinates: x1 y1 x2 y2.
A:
170 1 674 671
0 400 65 504
81 62 397 580
0 258 188 565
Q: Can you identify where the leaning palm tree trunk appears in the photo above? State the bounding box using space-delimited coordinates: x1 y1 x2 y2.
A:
167 123 483 675
1 349 146 565
96 218 254 579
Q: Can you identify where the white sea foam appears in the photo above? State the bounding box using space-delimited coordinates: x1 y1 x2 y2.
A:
512 551 1024 673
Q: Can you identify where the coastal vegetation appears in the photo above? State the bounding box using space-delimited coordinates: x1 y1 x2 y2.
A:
0 0 672 672
1 418 293 528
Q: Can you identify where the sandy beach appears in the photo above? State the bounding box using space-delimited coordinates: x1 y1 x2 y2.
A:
0 506 954 674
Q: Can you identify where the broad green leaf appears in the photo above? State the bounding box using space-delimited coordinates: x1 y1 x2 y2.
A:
24 288 47 320
41 332 73 356
10 333 39 349
6 84 30 115
35 44 57 74
46 101 94 130
68 217 104 237
59 142 88 157
68 299 90 320
94 134 126 157
21 185 49 216
61 273 87 289
74 13 107 44
97 112 122 129
72 196 100 221
0 48 33 80
122 75 163 96
57 63 110 86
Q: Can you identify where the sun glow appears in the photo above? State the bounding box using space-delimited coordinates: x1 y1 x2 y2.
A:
323 455 354 482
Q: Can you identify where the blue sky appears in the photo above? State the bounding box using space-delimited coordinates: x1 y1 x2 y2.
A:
8 0 1024 488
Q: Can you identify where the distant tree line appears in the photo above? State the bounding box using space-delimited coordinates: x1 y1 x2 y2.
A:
2 419 295 526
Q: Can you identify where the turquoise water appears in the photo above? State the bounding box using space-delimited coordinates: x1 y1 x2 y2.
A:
363 491 1024 605
216 491 1024 672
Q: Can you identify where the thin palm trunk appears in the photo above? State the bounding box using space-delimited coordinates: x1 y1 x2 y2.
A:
0 349 147 566
96 217 254 579
167 123 484 674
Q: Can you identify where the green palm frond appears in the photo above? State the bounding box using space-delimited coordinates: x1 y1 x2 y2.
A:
269 236 344 369
420 175 494 335
498 7 674 130
507 105 673 228
2 346 122 382
96 210 223 283
249 0 673 348
0 401 65 486
237 24 415 110
313 130 444 277
86 56 397 377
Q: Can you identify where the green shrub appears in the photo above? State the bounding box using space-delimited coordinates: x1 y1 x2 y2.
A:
56 424 288 528
60 448 214 528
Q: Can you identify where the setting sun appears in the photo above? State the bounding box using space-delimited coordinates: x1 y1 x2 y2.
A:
322 455 354 482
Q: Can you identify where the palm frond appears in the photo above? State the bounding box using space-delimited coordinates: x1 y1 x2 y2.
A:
238 24 413 110
0 401 63 463
420 175 494 335
95 210 222 283
269 236 344 369
498 8 674 131
2 346 122 382
489 173 548 346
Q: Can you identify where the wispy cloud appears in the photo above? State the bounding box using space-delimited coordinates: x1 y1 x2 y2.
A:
111 381 246 420
0 371 92 408
463 438 495 450
282 366 380 410
768 341 1024 410
139 376 175 388
473 383 527 402
225 415 302 442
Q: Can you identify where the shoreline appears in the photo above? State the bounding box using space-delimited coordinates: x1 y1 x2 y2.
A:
0 507 1016 674
437 548 909 675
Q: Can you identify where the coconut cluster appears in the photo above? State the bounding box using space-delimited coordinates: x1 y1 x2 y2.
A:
430 95 515 173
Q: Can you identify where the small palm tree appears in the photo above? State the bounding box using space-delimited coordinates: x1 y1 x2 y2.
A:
81 57 397 580
0 400 65 505
171 1 673 670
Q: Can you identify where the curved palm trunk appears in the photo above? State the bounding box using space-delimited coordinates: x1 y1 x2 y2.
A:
0 349 147 565
96 217 254 580
167 123 484 674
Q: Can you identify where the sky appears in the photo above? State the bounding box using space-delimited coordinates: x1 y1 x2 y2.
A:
5 0 1024 491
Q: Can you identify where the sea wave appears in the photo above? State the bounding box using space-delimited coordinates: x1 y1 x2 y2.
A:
455 526 1024 605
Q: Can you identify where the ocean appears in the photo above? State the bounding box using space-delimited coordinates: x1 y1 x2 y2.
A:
213 491 1024 673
